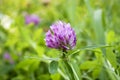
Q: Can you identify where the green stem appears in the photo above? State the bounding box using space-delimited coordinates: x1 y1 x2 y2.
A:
62 60 75 80
58 68 69 80
60 50 74 80
69 61 82 80
61 50 82 80
104 57 119 80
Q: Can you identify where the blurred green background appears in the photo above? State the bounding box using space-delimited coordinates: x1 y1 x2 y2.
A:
0 0 120 80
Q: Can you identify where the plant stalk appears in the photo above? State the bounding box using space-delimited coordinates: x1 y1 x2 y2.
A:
61 50 75 80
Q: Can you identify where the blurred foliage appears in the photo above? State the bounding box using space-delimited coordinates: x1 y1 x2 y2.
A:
0 0 120 80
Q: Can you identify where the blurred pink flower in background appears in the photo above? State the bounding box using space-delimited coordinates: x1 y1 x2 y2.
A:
25 14 40 26
3 53 14 64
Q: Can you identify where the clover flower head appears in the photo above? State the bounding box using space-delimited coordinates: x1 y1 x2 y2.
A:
45 21 76 51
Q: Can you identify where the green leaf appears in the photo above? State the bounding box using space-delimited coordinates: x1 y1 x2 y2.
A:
93 51 104 79
106 48 117 68
85 0 106 55
80 45 111 50
24 55 59 61
29 60 40 73
93 9 105 45
70 45 111 57
0 64 14 75
35 46 45 57
16 59 31 71
33 28 42 41
106 30 116 44
51 73 60 80
65 0 78 25
16 59 39 72
80 61 96 70
49 61 58 74
80 51 103 79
